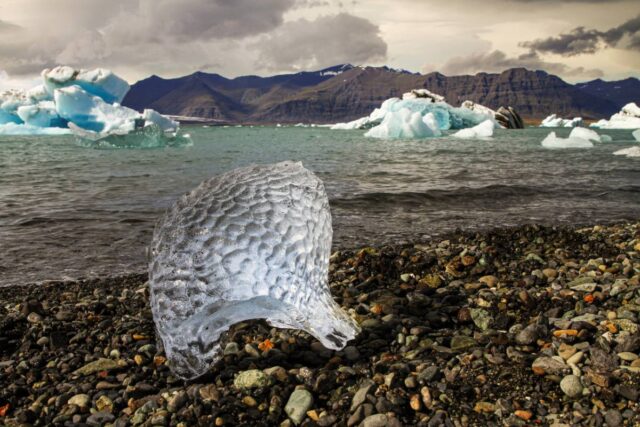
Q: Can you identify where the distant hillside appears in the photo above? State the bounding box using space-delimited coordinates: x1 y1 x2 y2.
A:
575 77 640 110
123 65 633 123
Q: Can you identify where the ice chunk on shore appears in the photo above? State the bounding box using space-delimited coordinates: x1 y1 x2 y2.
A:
541 131 594 149
452 119 495 139
149 162 360 379
42 66 130 103
540 114 583 128
614 147 640 158
591 103 640 129
365 108 440 139
0 123 70 135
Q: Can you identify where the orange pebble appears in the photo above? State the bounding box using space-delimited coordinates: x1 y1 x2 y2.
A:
553 329 578 337
258 339 274 352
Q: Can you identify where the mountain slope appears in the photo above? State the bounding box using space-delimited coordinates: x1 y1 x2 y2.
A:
123 66 632 123
575 77 640 110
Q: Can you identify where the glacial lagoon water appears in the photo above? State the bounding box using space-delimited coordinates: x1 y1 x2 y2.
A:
1 125 639 286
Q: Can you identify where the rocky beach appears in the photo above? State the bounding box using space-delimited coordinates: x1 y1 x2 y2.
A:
1 222 640 426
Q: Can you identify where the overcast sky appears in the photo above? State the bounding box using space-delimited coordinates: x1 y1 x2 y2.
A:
0 0 638 89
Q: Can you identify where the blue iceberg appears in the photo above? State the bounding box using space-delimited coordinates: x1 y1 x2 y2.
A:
42 66 129 104
0 66 184 147
331 89 497 139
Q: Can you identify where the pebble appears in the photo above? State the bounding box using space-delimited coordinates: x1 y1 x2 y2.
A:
233 369 273 390
67 394 90 408
73 358 119 375
560 375 583 398
284 389 313 425
2 224 640 426
450 335 477 351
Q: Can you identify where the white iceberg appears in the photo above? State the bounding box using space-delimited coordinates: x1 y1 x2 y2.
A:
42 66 129 104
633 129 640 142
149 162 360 379
332 91 495 138
460 101 497 121
540 114 583 128
568 127 602 143
0 123 70 135
613 147 640 157
364 109 440 139
591 103 640 129
541 131 594 149
452 119 495 139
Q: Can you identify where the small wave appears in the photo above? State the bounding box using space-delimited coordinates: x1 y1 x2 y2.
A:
331 184 554 207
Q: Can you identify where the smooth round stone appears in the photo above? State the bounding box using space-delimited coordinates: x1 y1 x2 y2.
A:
560 375 583 398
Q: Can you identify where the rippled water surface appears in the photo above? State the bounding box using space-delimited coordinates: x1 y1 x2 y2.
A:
1 126 639 286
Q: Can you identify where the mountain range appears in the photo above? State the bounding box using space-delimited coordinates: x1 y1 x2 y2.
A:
122 65 640 124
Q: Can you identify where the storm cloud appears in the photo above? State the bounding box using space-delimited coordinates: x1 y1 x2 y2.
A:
438 50 604 79
521 15 640 56
254 13 387 71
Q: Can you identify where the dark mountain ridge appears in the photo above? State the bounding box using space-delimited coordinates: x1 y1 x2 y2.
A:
122 65 636 123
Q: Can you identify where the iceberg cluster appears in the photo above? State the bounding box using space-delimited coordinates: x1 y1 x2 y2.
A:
591 103 640 129
0 66 183 146
331 90 497 139
149 162 360 379
540 114 583 128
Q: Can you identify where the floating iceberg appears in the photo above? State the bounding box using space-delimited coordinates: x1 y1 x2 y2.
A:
17 101 65 128
540 114 583 128
42 66 129 104
71 123 191 149
149 162 360 379
568 127 602 143
452 119 495 139
633 129 640 142
460 100 496 120
0 123 71 135
364 109 440 139
541 131 594 149
614 147 640 158
0 66 183 145
591 103 640 129
332 90 496 138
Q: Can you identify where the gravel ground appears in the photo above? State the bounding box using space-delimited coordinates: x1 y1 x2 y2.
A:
1 222 640 426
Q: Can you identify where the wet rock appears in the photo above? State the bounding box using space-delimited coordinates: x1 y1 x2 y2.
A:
285 389 313 426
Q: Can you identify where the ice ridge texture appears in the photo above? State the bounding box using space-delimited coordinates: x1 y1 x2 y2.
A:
149 161 360 379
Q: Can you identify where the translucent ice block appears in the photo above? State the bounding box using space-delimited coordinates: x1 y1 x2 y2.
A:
149 161 360 379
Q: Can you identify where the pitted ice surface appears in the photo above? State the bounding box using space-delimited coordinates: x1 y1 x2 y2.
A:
149 161 360 379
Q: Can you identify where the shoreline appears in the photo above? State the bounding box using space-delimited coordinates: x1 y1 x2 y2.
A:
1 222 640 426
